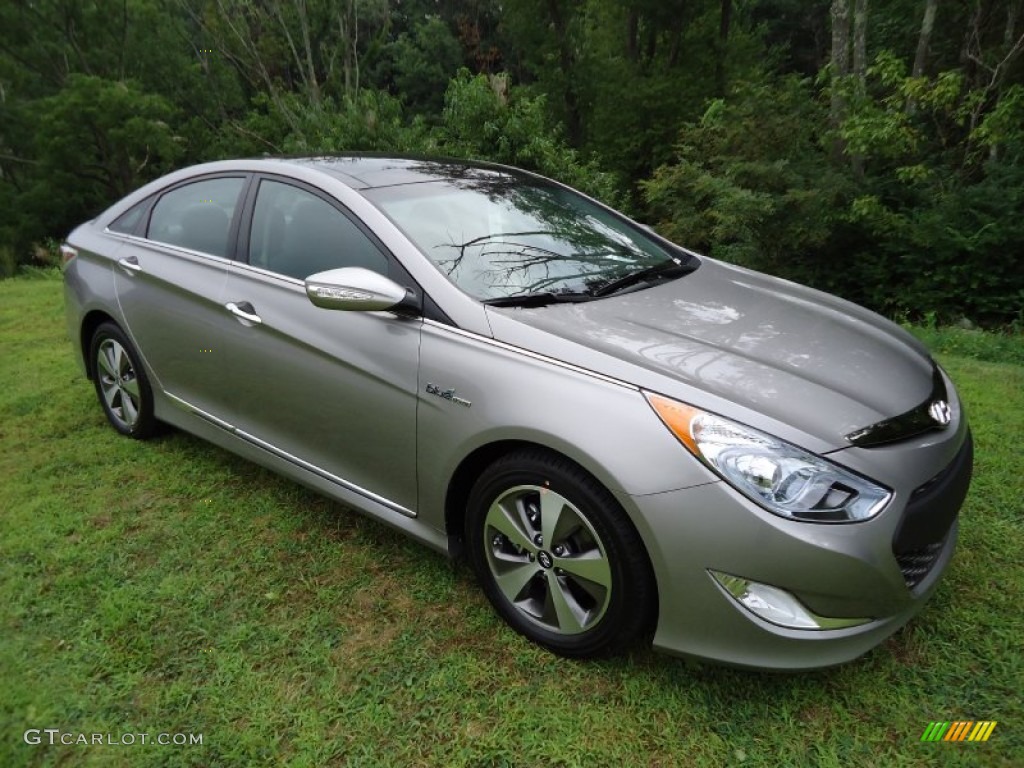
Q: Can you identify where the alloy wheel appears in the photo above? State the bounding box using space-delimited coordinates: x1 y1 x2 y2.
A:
483 484 612 635
96 338 141 430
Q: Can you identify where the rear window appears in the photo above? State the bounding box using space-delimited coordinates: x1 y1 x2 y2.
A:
147 177 245 257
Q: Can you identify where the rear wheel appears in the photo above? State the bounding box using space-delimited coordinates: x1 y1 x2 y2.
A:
89 322 158 439
466 450 655 657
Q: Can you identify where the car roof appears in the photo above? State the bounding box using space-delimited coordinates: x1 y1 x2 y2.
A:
265 155 531 190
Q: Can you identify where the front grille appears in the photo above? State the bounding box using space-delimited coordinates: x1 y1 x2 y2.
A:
846 366 949 447
896 541 945 589
891 431 973 590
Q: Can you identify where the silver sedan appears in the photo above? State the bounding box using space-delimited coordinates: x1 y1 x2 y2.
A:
63 157 972 669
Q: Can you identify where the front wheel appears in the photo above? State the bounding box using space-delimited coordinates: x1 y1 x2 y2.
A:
466 450 655 658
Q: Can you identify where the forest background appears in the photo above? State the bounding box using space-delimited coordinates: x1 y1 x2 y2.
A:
2 0 1022 327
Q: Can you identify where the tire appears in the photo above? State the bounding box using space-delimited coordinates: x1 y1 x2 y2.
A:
89 321 159 439
466 449 656 658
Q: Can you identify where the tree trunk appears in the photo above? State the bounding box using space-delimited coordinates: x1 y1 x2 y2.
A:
831 0 851 72
1007 0 1021 49
339 1 359 99
715 0 732 96
851 0 867 177
353 1 360 96
203 0 303 136
545 0 582 146
991 0 1023 161
830 0 850 91
830 0 851 160
668 16 685 68
644 23 657 62
626 9 639 61
269 2 317 104
296 0 321 105
852 0 867 79
912 0 938 79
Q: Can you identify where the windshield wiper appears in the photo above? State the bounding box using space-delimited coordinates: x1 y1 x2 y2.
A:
482 291 594 308
590 259 693 298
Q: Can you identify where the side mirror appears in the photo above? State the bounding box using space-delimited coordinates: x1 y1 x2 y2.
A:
305 267 415 312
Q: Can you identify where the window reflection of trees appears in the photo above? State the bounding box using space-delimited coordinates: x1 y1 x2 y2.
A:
389 163 671 298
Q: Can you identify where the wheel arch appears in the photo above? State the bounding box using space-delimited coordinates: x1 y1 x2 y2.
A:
443 438 651 573
450 438 661 653
80 309 119 379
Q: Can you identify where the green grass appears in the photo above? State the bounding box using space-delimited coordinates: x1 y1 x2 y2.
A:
904 323 1024 367
2 273 1022 767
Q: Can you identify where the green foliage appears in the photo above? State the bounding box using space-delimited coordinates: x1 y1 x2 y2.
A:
437 71 620 203
24 75 181 248
271 90 432 155
644 47 1024 326
388 16 464 115
832 52 1024 323
643 77 849 277
0 0 1021 325
236 70 620 205
973 84 1024 165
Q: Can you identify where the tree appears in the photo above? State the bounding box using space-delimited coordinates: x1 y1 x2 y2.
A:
830 0 851 157
912 0 938 79
853 0 868 80
716 0 734 96
389 17 463 115
26 75 181 244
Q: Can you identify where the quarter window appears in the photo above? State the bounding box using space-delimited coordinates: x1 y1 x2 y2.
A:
147 177 245 257
108 199 150 235
249 180 388 280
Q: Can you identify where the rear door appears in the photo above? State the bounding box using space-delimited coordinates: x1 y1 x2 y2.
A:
113 175 247 418
217 176 422 513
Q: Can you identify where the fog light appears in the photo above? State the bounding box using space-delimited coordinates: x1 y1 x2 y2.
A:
710 571 872 630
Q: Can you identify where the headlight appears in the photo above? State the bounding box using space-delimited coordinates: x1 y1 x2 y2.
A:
646 393 891 523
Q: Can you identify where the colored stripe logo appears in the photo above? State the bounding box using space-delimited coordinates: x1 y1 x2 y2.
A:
921 721 997 742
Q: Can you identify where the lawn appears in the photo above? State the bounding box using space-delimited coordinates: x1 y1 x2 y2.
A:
2 272 1022 767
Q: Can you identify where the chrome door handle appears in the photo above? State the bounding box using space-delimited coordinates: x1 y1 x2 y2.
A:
225 301 262 325
117 256 142 274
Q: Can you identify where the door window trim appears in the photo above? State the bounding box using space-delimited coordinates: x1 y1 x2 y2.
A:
237 175 397 274
119 173 252 258
236 174 452 323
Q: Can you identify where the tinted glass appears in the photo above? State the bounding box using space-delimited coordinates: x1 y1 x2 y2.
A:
364 172 672 300
249 180 388 280
109 199 149 235
147 177 244 257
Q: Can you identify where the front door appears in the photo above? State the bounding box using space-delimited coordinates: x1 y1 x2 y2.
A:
217 177 421 512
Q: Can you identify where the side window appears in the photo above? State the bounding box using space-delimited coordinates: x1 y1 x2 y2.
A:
147 177 245 257
108 199 150 235
249 179 388 280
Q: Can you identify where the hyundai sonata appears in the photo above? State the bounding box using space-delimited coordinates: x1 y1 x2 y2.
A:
62 156 972 669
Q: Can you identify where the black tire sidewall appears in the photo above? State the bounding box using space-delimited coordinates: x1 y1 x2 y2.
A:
89 322 158 439
466 451 654 657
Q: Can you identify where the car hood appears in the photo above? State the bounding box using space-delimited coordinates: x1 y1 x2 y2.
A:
485 258 937 451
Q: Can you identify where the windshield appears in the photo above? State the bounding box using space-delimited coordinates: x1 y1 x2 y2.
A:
363 171 687 301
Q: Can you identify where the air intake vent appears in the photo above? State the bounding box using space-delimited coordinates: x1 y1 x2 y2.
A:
895 541 945 589
890 432 972 590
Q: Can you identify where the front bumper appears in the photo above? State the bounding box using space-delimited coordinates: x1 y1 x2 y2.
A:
618 430 970 670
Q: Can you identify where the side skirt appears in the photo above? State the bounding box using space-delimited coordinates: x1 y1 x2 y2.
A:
154 392 452 557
